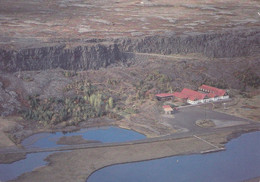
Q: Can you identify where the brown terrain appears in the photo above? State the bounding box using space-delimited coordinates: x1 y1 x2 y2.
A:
0 0 260 181
0 0 259 49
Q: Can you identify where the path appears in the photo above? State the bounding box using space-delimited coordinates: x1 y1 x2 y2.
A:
123 52 205 60
193 135 224 153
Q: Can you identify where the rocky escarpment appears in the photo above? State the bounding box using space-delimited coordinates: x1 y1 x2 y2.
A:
0 43 122 72
0 28 259 72
118 29 260 58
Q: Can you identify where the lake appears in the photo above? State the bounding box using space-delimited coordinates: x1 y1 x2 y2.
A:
87 131 260 182
0 126 146 182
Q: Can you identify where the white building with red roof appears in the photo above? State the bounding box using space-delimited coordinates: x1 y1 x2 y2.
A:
155 85 229 105
175 88 208 105
198 85 229 101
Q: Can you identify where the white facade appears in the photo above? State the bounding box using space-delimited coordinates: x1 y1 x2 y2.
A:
187 100 198 105
187 99 204 105
187 95 229 105
180 85 230 105
219 95 229 100
204 97 219 102
210 95 229 101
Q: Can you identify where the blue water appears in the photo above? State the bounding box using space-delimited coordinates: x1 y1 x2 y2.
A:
22 126 146 149
0 152 52 182
87 131 260 182
0 126 145 182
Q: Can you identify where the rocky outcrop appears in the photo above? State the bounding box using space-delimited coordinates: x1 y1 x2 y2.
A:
0 28 259 72
0 81 21 116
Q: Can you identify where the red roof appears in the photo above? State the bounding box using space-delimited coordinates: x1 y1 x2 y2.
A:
188 96 197 101
163 105 173 111
199 85 226 96
172 92 188 99
181 88 207 100
163 105 172 108
207 92 217 98
173 88 207 101
155 93 174 98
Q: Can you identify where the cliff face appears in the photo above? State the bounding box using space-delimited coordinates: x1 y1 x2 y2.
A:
0 29 259 72
118 29 260 58
0 44 122 72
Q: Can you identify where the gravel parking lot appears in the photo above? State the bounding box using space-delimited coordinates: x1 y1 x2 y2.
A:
168 104 251 133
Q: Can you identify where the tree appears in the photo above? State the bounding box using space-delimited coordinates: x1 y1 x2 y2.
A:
89 94 96 106
83 95 89 102
105 104 109 111
108 97 114 109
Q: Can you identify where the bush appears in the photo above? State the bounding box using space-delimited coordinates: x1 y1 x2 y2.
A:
63 71 78 77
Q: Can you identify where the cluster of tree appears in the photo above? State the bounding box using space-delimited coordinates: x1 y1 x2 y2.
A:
64 80 96 95
233 68 260 90
134 71 172 99
146 71 172 92
62 71 78 77
21 81 115 126
107 78 120 86
202 78 228 89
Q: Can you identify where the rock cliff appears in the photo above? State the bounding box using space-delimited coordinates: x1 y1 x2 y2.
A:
118 29 260 58
0 43 122 72
0 28 259 72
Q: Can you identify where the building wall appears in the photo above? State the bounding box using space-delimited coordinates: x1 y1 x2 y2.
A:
187 95 229 105
187 99 204 105
220 95 229 100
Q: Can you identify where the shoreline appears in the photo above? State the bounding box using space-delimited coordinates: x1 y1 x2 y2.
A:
86 130 260 182
8 125 260 182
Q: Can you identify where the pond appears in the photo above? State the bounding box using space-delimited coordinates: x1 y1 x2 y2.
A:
22 126 146 149
0 126 146 182
87 131 260 182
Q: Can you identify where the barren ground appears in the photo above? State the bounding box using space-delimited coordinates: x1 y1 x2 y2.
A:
0 117 18 148
0 0 259 49
214 91 260 122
